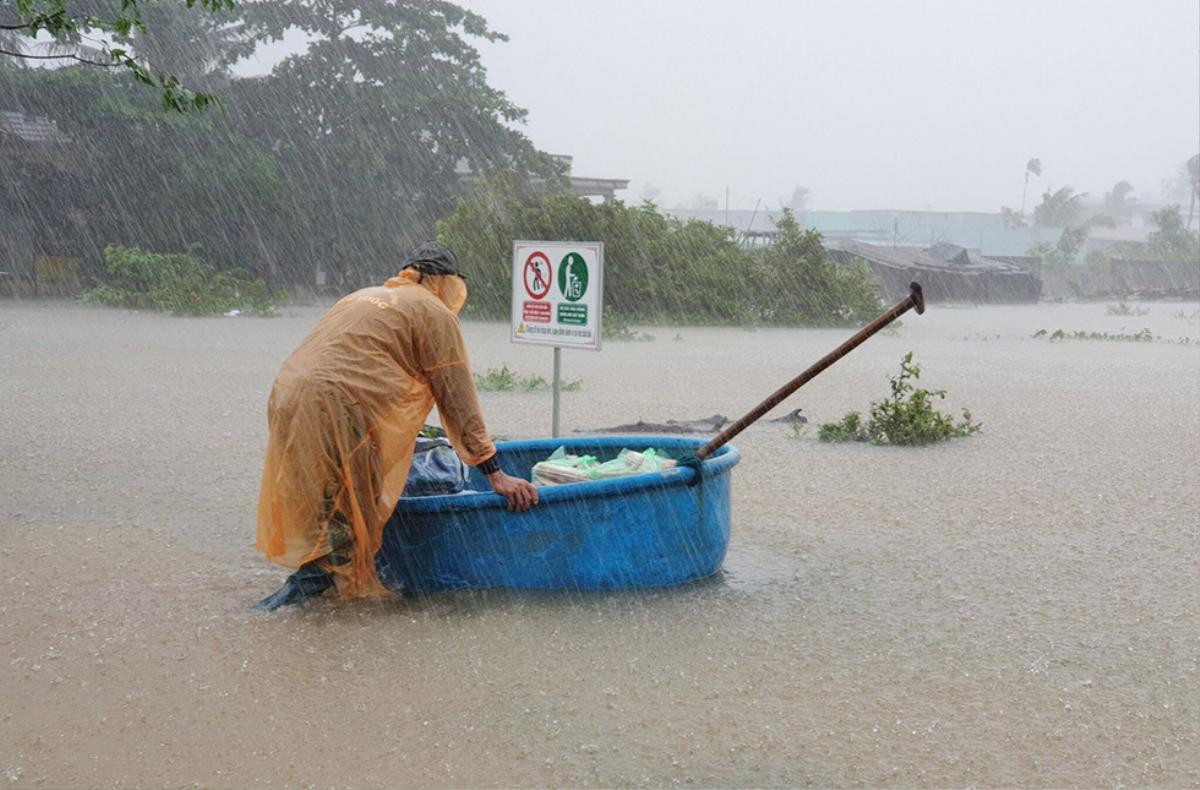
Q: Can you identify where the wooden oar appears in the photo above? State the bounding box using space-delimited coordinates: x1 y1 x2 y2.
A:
695 282 926 461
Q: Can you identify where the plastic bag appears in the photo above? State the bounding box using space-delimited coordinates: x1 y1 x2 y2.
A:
531 446 675 486
403 437 470 496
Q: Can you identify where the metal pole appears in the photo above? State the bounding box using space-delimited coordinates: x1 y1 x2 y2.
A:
696 282 926 460
551 346 562 438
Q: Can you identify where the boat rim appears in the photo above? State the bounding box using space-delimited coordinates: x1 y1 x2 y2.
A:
393 434 740 514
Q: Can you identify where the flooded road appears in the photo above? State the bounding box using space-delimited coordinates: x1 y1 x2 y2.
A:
2 300 1198 787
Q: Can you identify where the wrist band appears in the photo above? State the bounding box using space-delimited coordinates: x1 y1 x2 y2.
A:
476 454 500 475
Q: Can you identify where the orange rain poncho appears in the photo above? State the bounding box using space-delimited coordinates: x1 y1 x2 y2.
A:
256 269 495 598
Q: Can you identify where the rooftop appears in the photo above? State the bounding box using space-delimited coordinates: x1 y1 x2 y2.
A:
0 111 69 144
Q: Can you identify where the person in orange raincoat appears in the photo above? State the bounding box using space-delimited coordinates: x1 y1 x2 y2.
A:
255 242 538 608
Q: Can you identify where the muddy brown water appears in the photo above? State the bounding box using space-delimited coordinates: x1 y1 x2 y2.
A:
2 300 1198 787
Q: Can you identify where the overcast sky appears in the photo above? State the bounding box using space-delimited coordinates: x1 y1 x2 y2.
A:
455 0 1199 213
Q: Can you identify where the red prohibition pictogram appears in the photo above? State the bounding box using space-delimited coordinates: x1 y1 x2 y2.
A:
523 251 552 300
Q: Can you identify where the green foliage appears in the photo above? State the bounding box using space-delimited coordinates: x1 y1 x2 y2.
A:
817 352 980 446
4 0 232 111
79 244 286 316
1 1 554 288
0 66 291 277
473 365 582 392
817 411 865 442
1075 205 1199 266
1146 205 1200 263
1032 327 1191 345
226 1 560 285
1029 223 1091 269
1000 206 1027 229
439 177 750 323
438 180 880 326
1033 186 1085 228
754 209 882 326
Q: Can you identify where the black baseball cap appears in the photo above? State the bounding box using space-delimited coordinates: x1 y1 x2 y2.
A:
402 241 464 278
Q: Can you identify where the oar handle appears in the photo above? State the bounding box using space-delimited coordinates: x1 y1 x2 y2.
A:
696 282 925 460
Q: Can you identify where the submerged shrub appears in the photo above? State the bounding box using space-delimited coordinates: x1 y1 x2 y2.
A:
79 244 286 316
817 410 865 442
1032 327 1189 344
818 352 980 446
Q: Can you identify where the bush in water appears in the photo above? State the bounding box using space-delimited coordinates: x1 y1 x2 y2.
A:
79 244 286 316
818 352 980 446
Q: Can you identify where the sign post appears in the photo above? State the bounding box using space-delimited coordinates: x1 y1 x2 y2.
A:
511 241 604 437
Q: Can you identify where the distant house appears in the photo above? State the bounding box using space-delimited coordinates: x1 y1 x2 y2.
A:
666 207 1065 256
827 240 1042 304
1038 258 1200 302
1107 259 1199 297
0 110 71 150
0 110 86 296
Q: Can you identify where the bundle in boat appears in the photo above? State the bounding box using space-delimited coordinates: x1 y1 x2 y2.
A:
531 446 676 486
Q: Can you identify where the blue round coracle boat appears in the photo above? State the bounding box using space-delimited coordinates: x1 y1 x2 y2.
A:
375 435 739 593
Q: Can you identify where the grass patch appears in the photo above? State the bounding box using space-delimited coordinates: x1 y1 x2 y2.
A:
816 352 980 446
474 365 582 392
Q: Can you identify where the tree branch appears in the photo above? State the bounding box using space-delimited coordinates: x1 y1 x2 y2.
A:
0 46 117 66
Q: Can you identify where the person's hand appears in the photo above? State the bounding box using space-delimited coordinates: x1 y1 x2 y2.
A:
487 471 540 512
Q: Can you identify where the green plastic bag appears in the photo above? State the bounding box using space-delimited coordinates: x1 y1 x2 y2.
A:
531 446 675 486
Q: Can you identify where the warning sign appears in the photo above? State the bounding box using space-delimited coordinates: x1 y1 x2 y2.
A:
523 252 552 300
511 241 604 350
522 300 551 323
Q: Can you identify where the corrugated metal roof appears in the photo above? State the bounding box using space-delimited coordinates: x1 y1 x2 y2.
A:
834 240 1030 275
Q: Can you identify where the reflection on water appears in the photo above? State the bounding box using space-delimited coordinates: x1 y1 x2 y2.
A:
1 300 1198 787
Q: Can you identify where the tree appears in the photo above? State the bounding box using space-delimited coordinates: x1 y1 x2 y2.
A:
1187 154 1199 231
0 65 291 276
1147 205 1200 263
1033 186 1085 228
1000 206 1026 229
118 1 243 88
1028 223 1089 269
222 0 559 283
1104 180 1135 220
0 0 233 111
437 173 752 323
753 209 880 326
784 185 810 212
1020 157 1041 218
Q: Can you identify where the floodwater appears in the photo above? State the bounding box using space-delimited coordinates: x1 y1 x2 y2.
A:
2 299 1198 787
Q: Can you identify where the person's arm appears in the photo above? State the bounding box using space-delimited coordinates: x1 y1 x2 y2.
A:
417 309 539 512
425 363 539 512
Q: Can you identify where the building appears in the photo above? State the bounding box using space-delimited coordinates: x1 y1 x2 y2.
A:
827 240 1042 303
455 154 629 202
666 206 1065 256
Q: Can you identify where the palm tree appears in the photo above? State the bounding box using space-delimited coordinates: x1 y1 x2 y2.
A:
1104 180 1135 221
1033 186 1085 228
1020 158 1041 219
1187 154 1199 231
